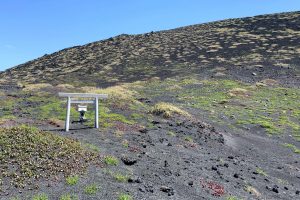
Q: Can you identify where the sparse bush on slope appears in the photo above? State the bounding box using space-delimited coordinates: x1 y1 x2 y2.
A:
0 125 98 189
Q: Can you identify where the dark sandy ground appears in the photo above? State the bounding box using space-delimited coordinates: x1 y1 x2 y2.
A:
2 113 299 200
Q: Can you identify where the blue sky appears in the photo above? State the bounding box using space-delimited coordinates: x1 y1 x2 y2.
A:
0 0 300 71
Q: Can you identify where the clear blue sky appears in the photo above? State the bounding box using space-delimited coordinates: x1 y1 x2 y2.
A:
1 0 300 71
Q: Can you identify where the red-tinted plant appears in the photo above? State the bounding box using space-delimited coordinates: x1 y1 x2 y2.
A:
200 178 225 197
128 146 141 153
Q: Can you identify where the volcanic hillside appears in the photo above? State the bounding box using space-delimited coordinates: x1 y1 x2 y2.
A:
1 11 300 86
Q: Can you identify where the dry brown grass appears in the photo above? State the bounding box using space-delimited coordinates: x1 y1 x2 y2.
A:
56 84 75 90
151 102 190 118
48 118 65 127
244 185 261 198
23 83 53 91
81 85 136 101
228 88 250 98
167 84 183 91
260 79 278 86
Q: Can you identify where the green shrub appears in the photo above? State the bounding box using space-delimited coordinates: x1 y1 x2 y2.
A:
104 156 119 165
66 175 79 186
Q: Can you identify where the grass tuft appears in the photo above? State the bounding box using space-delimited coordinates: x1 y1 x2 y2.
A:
283 143 300 154
113 173 129 182
118 194 133 200
66 175 79 186
32 193 48 200
256 168 268 176
104 155 119 166
84 184 98 195
59 194 78 200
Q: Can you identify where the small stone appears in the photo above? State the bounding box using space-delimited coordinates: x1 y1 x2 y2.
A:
272 187 279 193
152 120 160 124
188 181 193 186
233 173 239 178
252 72 257 76
224 163 229 168
139 128 148 133
160 186 174 196
211 166 218 171
121 156 137 166
296 190 300 195
135 177 142 183
128 177 142 183
164 160 169 167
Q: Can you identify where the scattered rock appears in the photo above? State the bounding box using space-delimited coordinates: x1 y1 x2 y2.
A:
128 177 142 183
164 160 169 167
121 156 137 165
160 186 174 196
151 120 160 124
139 128 148 133
272 185 279 193
188 181 193 186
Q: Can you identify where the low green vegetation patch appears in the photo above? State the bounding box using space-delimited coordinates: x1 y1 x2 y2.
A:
283 143 300 154
66 175 79 186
104 155 119 166
32 193 49 200
82 143 101 152
184 136 193 142
118 194 133 200
137 78 300 140
59 194 78 200
0 126 97 189
256 168 268 176
113 173 130 182
84 184 98 195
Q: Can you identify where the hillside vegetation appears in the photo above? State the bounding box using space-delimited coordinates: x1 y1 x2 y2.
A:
0 11 300 86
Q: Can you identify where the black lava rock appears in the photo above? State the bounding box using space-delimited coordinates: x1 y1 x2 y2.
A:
160 186 174 196
139 128 148 133
272 185 279 193
188 181 193 186
121 156 137 165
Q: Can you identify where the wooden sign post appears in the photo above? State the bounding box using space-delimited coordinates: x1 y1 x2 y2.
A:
58 93 108 131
